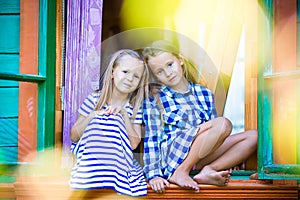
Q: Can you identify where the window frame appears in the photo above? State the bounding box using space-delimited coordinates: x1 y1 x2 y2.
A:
257 0 300 180
0 0 56 180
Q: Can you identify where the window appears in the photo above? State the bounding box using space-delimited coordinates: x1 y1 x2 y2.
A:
0 0 56 181
258 0 300 180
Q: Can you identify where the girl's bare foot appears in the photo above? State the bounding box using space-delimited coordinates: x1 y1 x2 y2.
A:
169 170 200 192
250 172 258 180
193 166 230 186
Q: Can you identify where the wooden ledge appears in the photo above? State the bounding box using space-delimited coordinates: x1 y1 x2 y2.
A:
0 183 15 199
8 177 298 199
147 180 299 199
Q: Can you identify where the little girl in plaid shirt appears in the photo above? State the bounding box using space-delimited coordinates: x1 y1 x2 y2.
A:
142 40 257 193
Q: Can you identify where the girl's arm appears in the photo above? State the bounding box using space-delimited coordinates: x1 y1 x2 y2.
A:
143 100 164 180
120 109 141 150
70 112 98 142
70 92 101 143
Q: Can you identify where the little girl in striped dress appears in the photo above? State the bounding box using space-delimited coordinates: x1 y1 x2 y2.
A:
69 49 149 197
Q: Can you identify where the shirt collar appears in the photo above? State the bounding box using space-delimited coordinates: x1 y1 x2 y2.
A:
161 81 194 97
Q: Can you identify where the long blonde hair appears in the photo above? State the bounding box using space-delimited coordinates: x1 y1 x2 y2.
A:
95 49 149 120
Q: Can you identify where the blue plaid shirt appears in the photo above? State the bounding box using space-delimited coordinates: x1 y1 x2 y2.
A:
143 82 218 181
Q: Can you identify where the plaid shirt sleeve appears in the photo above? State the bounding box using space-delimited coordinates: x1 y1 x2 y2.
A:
143 98 163 180
195 84 219 119
210 92 218 119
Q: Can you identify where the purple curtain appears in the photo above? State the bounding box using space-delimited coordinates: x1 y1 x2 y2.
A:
62 0 103 167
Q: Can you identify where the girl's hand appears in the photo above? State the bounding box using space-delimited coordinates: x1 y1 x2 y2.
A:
91 110 105 116
102 105 123 114
149 177 170 193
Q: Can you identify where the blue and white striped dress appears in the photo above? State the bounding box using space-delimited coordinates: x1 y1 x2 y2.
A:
70 91 147 197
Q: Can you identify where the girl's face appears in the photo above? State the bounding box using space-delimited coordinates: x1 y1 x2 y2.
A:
112 54 144 95
147 52 186 91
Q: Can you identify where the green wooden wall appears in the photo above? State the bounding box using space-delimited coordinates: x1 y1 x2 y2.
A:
0 0 20 163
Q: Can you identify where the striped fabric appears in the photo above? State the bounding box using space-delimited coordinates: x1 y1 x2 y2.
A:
143 82 218 181
70 91 147 197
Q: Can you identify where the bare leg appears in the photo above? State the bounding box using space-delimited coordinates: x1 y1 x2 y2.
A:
169 117 232 191
193 129 258 185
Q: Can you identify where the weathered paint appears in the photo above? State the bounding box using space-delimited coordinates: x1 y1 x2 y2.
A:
18 0 39 162
258 0 300 180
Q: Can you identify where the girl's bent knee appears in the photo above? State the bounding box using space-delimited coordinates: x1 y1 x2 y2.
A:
248 129 258 144
219 117 232 137
210 117 232 139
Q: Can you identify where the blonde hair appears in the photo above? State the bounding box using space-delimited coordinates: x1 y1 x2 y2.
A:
95 49 149 120
142 40 206 88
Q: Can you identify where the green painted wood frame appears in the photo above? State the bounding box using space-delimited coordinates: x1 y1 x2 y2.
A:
37 0 56 151
258 0 300 181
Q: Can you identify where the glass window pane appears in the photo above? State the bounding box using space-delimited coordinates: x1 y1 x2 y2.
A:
272 79 300 164
273 1 297 73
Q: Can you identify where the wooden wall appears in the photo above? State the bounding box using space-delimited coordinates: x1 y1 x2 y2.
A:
0 0 39 164
0 0 20 163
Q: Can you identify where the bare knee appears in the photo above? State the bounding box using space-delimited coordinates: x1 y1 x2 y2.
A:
246 129 258 147
206 117 232 142
216 117 232 138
